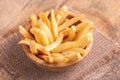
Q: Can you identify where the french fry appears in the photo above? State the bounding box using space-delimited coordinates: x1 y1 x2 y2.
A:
51 9 58 40
30 14 38 28
38 12 44 20
39 12 51 30
29 40 50 55
58 13 68 25
60 27 70 36
36 44 50 55
75 21 93 40
76 21 89 32
58 14 86 32
51 41 78 52
51 53 69 64
78 35 91 49
38 19 54 43
63 25 76 42
67 48 87 57
51 35 91 53
40 55 54 64
62 51 83 62
56 6 68 25
19 38 50 55
56 14 61 23
45 34 63 51
29 41 39 54
18 38 30 45
30 28 49 46
18 25 34 40
30 28 41 44
18 39 38 54
76 21 93 32
64 18 69 22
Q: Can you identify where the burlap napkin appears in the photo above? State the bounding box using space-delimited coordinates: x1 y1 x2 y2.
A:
0 28 119 80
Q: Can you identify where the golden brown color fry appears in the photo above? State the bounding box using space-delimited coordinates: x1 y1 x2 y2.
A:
51 9 58 40
51 35 91 53
63 25 76 42
30 28 49 46
75 21 93 40
18 38 30 45
67 48 87 57
58 14 86 32
18 25 34 40
77 35 91 49
38 19 54 43
56 6 68 25
51 53 69 64
51 41 78 52
40 55 54 64
45 34 63 51
30 14 38 28
29 41 39 54
39 12 51 30
39 13 49 26
18 39 38 54
62 51 83 62
30 28 42 44
19 38 50 55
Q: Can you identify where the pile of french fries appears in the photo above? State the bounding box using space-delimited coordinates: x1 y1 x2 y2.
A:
18 6 94 64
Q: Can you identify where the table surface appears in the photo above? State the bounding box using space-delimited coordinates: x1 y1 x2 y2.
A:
0 0 120 80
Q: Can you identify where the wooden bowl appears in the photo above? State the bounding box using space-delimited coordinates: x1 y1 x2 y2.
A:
21 12 93 71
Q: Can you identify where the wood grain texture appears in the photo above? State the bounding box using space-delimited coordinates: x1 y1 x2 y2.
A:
0 0 120 80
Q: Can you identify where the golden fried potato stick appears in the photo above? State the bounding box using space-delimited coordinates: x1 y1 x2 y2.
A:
30 28 49 46
45 34 63 51
30 14 38 28
64 18 69 22
51 41 78 53
38 12 51 30
40 55 54 64
30 28 41 44
58 14 86 32
36 43 50 55
44 12 52 30
76 22 88 32
78 35 91 49
75 21 93 40
18 38 30 45
56 6 68 25
38 12 44 20
51 9 58 40
51 35 91 53
38 19 54 43
29 41 39 54
60 27 70 36
18 38 50 55
62 51 83 62
63 26 76 42
67 48 87 57
18 39 38 54
56 14 61 23
51 53 69 64
58 13 68 25
18 25 34 40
